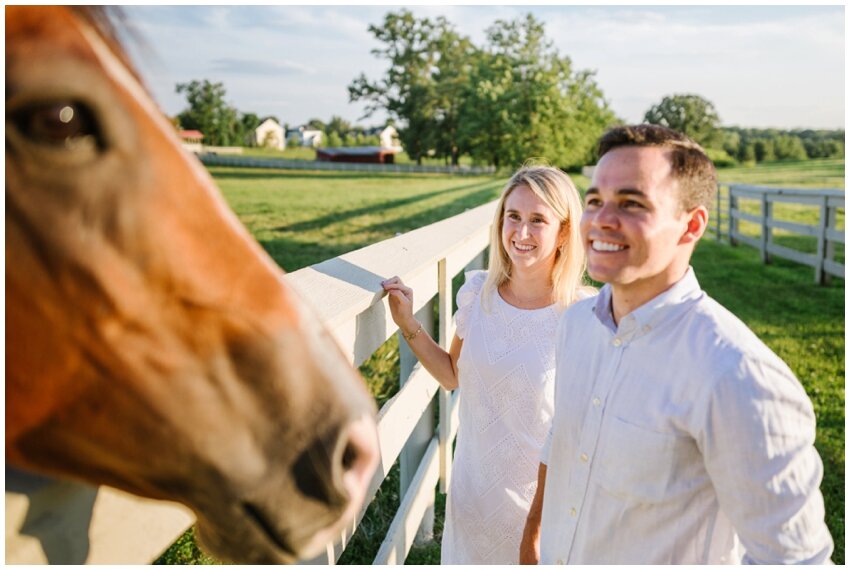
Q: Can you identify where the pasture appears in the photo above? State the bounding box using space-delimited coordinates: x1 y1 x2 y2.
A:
157 159 844 564
711 160 845 266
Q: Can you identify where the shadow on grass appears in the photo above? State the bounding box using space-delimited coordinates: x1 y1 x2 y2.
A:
273 180 500 233
365 184 503 237
260 183 502 272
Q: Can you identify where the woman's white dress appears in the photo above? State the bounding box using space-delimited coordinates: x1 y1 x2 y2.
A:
441 270 559 564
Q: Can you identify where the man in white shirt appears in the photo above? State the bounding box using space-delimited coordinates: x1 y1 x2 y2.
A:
519 124 834 564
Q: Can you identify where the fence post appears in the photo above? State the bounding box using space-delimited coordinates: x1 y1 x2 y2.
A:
715 183 722 240
437 259 453 494
824 200 837 285
398 301 436 545
815 195 829 284
761 193 772 264
729 187 738 246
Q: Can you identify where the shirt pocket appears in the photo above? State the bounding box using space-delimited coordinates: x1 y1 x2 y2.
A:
592 416 691 504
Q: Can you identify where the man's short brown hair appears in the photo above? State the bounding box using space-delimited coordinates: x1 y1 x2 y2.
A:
597 124 717 211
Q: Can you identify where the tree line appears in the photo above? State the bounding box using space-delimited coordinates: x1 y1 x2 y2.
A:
642 94 844 167
348 10 617 168
173 14 842 169
173 80 386 149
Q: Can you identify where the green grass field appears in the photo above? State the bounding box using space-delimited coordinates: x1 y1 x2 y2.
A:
718 158 845 188
208 168 505 271
156 158 844 564
707 161 845 264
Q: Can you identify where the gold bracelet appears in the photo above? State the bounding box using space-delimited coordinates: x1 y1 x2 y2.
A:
403 323 423 341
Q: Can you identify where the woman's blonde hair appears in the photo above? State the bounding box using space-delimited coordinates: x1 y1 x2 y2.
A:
481 164 593 311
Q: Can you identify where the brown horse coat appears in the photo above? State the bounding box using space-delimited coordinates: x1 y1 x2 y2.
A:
6 6 378 563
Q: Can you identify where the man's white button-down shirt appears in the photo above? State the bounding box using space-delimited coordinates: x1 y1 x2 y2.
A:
539 268 833 564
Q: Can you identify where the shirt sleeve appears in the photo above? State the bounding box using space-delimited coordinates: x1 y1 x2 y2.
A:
540 425 552 466
455 270 486 340
696 354 834 564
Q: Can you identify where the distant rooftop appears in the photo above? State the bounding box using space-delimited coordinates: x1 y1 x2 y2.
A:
179 130 204 139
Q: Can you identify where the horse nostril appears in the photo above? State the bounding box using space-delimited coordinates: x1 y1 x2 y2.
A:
339 415 379 492
341 441 357 471
292 432 345 507
291 416 378 509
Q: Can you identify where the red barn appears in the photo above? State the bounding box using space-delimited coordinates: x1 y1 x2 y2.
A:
316 146 399 164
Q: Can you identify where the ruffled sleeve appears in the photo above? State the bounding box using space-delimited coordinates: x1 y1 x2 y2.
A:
455 270 487 339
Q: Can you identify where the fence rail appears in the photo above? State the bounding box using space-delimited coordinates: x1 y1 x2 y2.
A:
199 153 497 176
288 200 495 564
5 201 497 564
711 184 844 284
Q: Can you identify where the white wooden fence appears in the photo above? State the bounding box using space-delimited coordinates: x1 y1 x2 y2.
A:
724 185 844 283
199 153 496 176
5 201 497 564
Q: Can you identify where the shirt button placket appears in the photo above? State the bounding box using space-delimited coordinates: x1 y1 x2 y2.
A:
562 334 623 563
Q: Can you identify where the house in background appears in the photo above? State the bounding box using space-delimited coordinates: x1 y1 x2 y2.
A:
316 146 400 164
178 129 203 153
253 118 285 150
365 125 403 151
286 125 323 148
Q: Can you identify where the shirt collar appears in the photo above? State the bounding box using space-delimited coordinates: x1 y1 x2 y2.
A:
592 267 704 338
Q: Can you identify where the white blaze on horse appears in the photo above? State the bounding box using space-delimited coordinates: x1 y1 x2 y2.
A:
5 5 378 564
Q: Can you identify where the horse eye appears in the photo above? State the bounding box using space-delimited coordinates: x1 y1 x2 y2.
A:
10 101 102 152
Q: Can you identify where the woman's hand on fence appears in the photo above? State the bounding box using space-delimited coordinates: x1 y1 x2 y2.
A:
381 276 418 335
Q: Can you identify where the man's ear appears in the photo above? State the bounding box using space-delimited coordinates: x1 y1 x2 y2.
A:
679 205 709 245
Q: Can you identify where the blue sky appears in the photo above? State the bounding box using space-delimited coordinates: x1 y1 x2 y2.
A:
123 5 845 131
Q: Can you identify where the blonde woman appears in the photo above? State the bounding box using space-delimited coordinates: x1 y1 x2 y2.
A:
381 165 594 564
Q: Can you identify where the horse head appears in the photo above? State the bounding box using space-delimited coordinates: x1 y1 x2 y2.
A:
5 5 378 563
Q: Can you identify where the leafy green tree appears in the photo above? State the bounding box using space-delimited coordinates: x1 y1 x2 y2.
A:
739 142 756 163
326 115 352 139
721 126 844 162
643 94 722 148
753 139 775 162
240 112 261 145
796 129 844 159
459 14 616 169
175 80 240 146
772 135 807 161
721 130 740 158
350 11 614 168
804 139 844 159
431 18 474 165
349 10 441 164
326 131 344 148
306 118 327 132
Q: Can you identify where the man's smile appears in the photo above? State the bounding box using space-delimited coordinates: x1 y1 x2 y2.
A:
590 239 627 252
